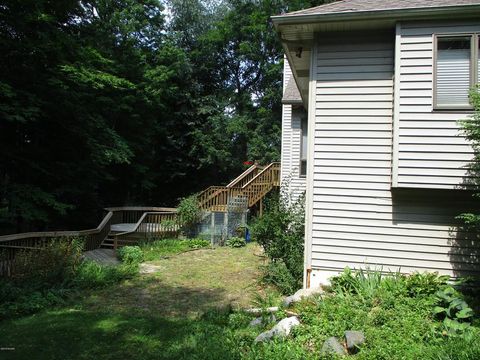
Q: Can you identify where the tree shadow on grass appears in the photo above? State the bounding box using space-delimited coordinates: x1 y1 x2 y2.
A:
0 283 242 360
82 276 244 317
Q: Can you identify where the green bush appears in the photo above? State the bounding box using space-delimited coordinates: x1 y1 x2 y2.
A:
177 194 202 237
117 245 144 264
261 261 298 295
251 192 305 294
72 261 138 289
434 284 474 336
9 236 84 285
188 238 211 249
330 268 451 301
225 236 246 248
0 237 140 320
458 88 480 230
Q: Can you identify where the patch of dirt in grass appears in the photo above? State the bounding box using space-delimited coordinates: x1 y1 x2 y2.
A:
83 243 271 317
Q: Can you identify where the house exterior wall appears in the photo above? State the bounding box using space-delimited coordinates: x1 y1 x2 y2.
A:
306 28 480 288
393 21 479 189
281 59 306 203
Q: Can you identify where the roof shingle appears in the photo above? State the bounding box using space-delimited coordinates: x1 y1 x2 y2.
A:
282 79 302 104
281 0 480 17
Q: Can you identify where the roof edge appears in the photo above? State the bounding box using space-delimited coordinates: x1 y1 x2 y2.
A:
272 4 480 27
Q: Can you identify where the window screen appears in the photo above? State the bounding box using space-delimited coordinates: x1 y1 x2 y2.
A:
436 36 472 108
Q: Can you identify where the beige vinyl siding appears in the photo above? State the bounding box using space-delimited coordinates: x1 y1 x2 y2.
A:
395 21 479 189
281 59 306 202
309 30 480 282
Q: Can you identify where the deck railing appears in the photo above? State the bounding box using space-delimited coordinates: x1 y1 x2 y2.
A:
105 207 177 224
0 207 178 276
113 211 178 248
0 211 114 276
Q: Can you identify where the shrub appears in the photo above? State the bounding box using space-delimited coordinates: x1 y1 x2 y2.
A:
72 261 138 289
434 284 474 336
458 88 480 231
188 238 210 249
330 268 451 302
225 236 246 248
261 261 298 295
0 237 140 319
10 236 84 285
251 192 305 294
117 245 144 264
177 194 202 237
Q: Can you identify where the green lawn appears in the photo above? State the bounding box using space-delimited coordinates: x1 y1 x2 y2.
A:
1 243 480 360
0 243 277 360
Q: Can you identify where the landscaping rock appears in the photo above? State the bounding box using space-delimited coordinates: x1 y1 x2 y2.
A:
254 316 300 343
283 286 324 307
245 306 279 316
249 314 276 327
320 337 347 357
344 330 365 353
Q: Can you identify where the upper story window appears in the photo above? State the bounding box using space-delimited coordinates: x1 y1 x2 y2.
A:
434 34 479 110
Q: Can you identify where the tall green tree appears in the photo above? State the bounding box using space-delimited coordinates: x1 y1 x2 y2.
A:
0 0 332 233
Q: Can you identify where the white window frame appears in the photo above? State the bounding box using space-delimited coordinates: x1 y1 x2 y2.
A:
433 33 479 110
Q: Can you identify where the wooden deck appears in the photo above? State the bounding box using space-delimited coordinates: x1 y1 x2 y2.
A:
84 248 120 265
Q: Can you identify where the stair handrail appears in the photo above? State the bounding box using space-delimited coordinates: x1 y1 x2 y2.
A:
226 164 264 188
241 162 280 189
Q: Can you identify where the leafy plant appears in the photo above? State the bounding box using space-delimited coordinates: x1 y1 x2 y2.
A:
261 260 298 295
72 261 138 289
8 236 84 285
251 192 305 294
405 272 450 297
458 88 480 230
117 246 144 265
188 238 211 249
177 194 202 237
434 285 474 336
225 236 246 248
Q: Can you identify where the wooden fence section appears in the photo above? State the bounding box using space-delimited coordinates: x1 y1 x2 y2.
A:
197 162 280 212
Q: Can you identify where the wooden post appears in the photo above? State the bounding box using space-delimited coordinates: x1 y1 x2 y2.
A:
259 197 263 217
223 211 228 244
210 212 215 246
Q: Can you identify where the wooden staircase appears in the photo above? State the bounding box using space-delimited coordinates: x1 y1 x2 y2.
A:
100 163 280 248
197 162 280 212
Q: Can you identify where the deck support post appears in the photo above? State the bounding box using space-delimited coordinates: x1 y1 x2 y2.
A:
210 212 215 246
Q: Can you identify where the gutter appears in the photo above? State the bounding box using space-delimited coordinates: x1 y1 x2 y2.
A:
272 4 480 28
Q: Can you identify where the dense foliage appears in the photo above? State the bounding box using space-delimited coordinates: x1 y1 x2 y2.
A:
0 0 331 234
0 237 138 319
459 88 480 230
252 192 305 294
117 245 145 264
